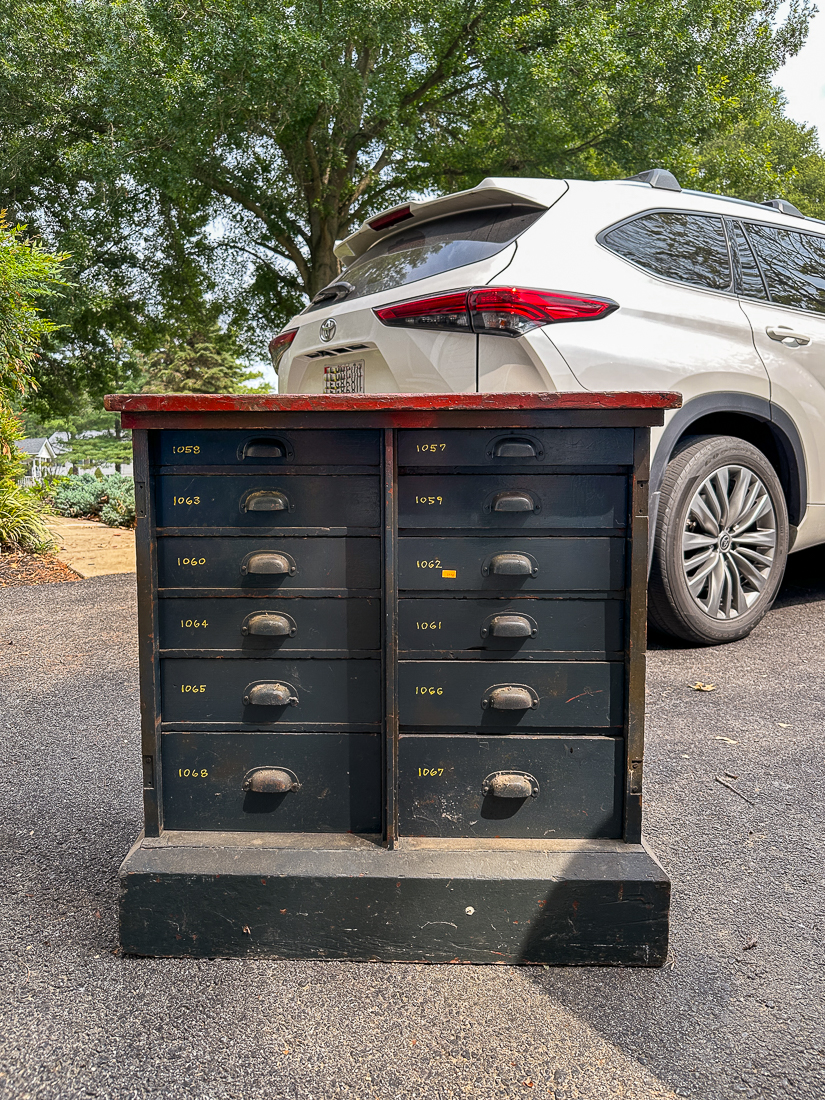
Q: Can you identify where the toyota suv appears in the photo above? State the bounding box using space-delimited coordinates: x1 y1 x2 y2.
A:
270 169 825 646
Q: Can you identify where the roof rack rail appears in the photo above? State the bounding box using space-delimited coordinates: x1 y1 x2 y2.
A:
762 198 805 219
625 168 681 192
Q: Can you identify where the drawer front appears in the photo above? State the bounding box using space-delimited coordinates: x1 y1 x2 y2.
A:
398 428 634 467
398 537 625 592
159 597 380 654
398 475 626 530
156 429 380 466
158 537 380 591
398 735 622 838
161 658 381 728
398 661 622 730
156 475 380 528
162 732 381 832
398 598 624 657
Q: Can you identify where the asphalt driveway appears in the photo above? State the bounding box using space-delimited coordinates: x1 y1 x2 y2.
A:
0 552 823 1099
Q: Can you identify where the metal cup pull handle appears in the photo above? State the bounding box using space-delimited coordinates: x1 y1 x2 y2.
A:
242 612 296 638
241 551 296 576
243 681 299 707
481 684 539 710
492 437 540 459
482 771 539 799
240 437 291 460
242 767 301 794
483 552 538 577
481 613 537 639
241 489 291 512
489 490 538 513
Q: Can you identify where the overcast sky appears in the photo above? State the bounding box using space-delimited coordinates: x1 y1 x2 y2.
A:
774 5 825 141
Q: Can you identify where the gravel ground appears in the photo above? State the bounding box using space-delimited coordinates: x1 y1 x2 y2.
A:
1 558 823 1100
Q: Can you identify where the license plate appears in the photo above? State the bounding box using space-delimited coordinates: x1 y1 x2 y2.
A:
324 359 365 394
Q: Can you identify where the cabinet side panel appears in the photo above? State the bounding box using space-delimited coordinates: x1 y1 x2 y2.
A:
134 428 162 835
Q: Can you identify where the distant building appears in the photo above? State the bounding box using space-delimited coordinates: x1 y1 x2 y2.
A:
17 438 59 484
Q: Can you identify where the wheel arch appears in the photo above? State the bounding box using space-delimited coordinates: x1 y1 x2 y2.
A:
649 393 807 568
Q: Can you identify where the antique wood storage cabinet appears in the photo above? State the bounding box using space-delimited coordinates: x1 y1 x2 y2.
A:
107 391 679 964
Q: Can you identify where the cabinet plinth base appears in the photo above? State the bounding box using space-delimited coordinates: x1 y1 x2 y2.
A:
119 833 670 965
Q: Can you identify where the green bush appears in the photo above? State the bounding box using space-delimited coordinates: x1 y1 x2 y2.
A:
0 481 55 551
52 472 136 527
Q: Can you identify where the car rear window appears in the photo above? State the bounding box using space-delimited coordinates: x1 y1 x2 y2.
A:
602 211 732 291
305 205 545 312
744 223 825 314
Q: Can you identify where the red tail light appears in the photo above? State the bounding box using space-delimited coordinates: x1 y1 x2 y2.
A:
268 328 297 371
368 205 413 231
374 287 617 337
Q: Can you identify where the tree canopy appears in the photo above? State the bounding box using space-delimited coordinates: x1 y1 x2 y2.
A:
0 0 821 415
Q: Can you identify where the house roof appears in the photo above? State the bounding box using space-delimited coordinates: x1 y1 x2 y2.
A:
19 437 56 458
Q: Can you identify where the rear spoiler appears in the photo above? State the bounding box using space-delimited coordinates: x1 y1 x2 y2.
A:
334 178 568 264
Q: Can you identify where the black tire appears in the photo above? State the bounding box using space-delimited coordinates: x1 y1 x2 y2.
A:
649 434 789 645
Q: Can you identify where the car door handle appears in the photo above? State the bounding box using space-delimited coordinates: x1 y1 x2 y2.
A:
766 326 812 347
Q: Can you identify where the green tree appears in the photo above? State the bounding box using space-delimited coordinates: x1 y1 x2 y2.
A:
0 0 819 392
141 324 266 394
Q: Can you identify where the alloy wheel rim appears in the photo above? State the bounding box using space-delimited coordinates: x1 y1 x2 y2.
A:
681 464 777 620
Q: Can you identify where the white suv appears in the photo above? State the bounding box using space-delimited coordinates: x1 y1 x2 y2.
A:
271 169 825 646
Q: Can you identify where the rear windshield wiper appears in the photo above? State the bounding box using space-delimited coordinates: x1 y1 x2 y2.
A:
311 281 355 305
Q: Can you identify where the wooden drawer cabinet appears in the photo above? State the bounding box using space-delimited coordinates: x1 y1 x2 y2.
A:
109 392 677 964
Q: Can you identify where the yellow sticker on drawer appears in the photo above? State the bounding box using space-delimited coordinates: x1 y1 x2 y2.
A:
441 569 456 578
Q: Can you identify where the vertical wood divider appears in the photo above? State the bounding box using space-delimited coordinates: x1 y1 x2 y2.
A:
133 428 162 836
382 427 399 847
623 426 650 844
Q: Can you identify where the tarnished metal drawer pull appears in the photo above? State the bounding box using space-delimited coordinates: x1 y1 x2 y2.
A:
482 770 539 799
240 551 296 576
481 613 537 639
243 681 299 707
242 612 297 638
240 489 291 513
481 551 538 577
481 684 539 710
239 437 293 460
487 489 538 513
242 767 301 793
490 436 542 459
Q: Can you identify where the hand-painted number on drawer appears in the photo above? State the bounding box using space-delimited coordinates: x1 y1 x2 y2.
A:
172 496 201 506
177 557 207 566
415 443 447 453
414 495 443 505
177 767 209 777
172 445 201 454
414 686 444 695
180 684 206 693
418 767 445 776
180 619 208 629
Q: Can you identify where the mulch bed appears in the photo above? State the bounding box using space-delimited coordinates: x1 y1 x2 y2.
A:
0 550 81 587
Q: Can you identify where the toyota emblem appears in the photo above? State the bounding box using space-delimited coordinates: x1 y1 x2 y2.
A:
319 318 337 342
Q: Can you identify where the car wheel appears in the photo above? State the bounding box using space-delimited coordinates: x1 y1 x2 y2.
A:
649 435 789 645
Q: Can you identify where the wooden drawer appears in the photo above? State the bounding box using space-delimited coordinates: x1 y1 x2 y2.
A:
161 657 381 729
398 597 624 658
398 427 634 467
398 734 623 838
158 537 380 592
156 429 380 466
398 537 625 592
162 732 381 832
398 660 623 731
155 474 380 529
158 597 380 655
398 474 626 530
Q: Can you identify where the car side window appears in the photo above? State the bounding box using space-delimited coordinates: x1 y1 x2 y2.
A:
728 221 768 299
602 212 732 291
745 223 825 315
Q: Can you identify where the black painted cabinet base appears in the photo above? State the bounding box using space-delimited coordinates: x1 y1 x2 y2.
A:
119 833 670 965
